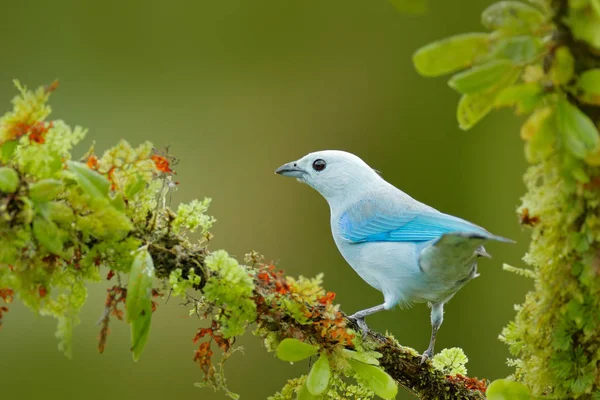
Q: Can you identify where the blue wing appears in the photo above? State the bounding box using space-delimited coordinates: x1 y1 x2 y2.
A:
338 194 511 244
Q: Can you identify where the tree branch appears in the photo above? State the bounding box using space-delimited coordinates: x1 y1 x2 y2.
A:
149 238 486 399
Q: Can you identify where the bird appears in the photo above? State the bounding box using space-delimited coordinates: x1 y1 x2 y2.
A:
275 150 513 363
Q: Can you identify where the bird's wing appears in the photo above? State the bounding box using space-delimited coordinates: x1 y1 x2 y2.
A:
338 191 511 244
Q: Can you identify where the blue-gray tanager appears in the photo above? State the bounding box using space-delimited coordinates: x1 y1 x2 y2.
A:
275 150 512 362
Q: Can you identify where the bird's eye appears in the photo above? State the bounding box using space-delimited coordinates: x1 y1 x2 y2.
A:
312 159 326 171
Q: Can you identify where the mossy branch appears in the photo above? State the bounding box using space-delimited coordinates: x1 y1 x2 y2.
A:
150 238 487 400
413 0 600 397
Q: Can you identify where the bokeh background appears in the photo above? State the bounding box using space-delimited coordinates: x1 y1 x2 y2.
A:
0 1 531 399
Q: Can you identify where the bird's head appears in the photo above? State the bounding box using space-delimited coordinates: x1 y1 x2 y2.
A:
275 150 383 203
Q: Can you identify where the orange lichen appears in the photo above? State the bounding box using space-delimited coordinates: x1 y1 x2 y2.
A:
44 80 60 94
6 121 53 144
28 121 52 144
98 285 126 354
318 291 336 305
87 154 99 170
446 374 487 393
0 288 14 304
0 288 14 332
519 208 540 227
151 154 173 173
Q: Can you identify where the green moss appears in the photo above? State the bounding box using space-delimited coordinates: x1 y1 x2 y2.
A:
203 250 256 338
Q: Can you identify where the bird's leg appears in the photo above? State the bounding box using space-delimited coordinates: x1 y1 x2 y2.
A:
421 302 444 364
348 304 385 338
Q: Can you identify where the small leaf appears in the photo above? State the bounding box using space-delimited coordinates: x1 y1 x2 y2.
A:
456 67 519 130
126 249 156 323
481 1 546 33
490 36 542 64
306 354 331 395
29 179 64 203
0 141 18 164
349 359 398 400
593 0 600 18
276 338 318 362
33 216 64 255
578 69 600 105
449 60 514 94
413 33 490 77
457 92 495 130
126 249 155 362
67 161 110 200
388 0 428 15
495 83 543 114
130 307 152 362
47 201 75 225
524 107 556 163
0 167 19 193
487 379 530 400
297 381 318 400
549 47 575 85
565 7 600 51
557 98 599 159
521 106 552 140
111 192 126 212
343 349 381 365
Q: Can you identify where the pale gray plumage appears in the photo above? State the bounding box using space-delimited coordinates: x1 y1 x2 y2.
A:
275 150 513 362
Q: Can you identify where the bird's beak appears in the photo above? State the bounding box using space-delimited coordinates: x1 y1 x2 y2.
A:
275 161 306 178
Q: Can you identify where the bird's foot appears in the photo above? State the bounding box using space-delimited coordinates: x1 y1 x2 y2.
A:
348 314 370 339
420 349 433 365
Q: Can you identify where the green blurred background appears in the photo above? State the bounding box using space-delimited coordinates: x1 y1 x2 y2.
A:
0 1 531 399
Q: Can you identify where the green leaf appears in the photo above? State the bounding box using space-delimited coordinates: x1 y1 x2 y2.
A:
130 306 152 362
490 36 542 64
449 60 514 94
67 161 110 200
126 249 156 323
126 249 155 361
565 6 600 51
593 0 600 18
524 107 556 163
487 379 530 400
549 47 575 85
306 354 331 395
0 141 18 164
481 1 546 33
557 98 599 159
297 381 318 400
33 216 64 255
413 33 490 77
521 106 552 140
276 338 318 362
349 359 398 400
0 167 19 193
47 201 75 225
495 83 543 114
578 69 600 105
342 349 381 365
457 92 495 130
388 0 428 14
29 179 64 203
456 67 519 130
111 192 126 212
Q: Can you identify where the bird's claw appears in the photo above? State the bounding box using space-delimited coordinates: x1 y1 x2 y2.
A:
420 349 433 365
348 314 370 339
